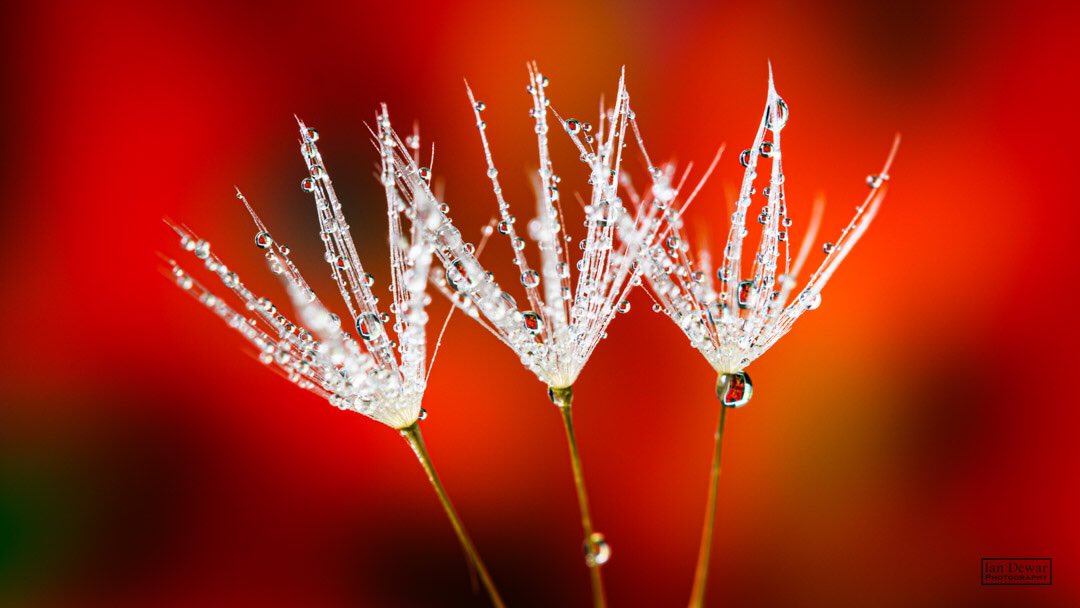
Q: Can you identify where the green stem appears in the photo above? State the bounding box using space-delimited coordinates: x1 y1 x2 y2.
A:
550 386 608 608
400 423 506 608
688 389 729 608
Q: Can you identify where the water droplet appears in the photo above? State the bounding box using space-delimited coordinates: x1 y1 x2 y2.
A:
717 371 752 408
418 408 428 421
512 237 526 251
581 122 593 133
310 165 326 179
278 244 290 255
497 220 511 235
584 532 611 567
521 269 540 288
255 231 273 249
737 280 753 309
335 255 347 270
474 101 486 111
823 242 835 254
759 141 775 158
652 303 663 313
418 167 431 182
800 289 822 310
176 274 193 290
766 98 789 131
617 300 631 313
221 272 238 288
487 167 499 178
866 174 887 189
194 240 211 260
566 119 581 134
356 312 383 341
649 166 662 179
363 273 375 287
522 311 543 335
303 128 319 142
739 149 752 167
301 177 316 192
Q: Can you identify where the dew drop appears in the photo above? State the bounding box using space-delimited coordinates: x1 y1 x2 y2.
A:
418 408 428 421
823 242 835 254
255 231 273 249
303 128 319 142
800 289 822 310
584 532 611 567
739 149 752 168
759 141 775 158
717 371 753 408
522 311 543 335
566 119 581 134
617 300 631 314
356 312 384 341
866 174 887 189
766 98 789 131
520 269 540 288
418 167 432 182
474 101 486 111
301 177 316 192
194 240 211 260
737 280 753 309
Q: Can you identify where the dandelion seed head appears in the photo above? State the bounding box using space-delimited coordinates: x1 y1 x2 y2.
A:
639 73 900 377
164 125 442 429
376 64 675 388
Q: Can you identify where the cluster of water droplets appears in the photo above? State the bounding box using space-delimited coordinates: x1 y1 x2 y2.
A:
638 71 899 380
376 64 669 388
164 121 442 429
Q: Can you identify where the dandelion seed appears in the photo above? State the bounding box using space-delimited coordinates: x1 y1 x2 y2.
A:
164 123 504 607
635 65 900 608
370 64 685 605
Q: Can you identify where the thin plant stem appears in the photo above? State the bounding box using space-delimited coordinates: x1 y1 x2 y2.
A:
400 423 506 608
550 386 608 608
688 388 729 608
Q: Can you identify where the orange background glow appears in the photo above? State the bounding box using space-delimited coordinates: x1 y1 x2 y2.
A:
2 1 1078 606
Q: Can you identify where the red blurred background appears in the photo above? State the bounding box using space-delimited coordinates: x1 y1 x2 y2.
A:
2 1 1078 606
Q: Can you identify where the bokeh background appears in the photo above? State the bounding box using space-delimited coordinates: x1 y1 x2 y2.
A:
2 0 1078 606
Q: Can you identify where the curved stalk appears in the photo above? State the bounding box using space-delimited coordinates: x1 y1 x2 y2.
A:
400 423 506 608
688 382 730 608
550 385 608 608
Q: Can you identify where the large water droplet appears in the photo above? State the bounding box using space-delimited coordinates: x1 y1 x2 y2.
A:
584 532 611 567
737 280 753 309
717 371 753 408
356 312 384 341
255 231 273 249
739 149 752 168
522 311 543 335
194 240 211 260
521 269 540 288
